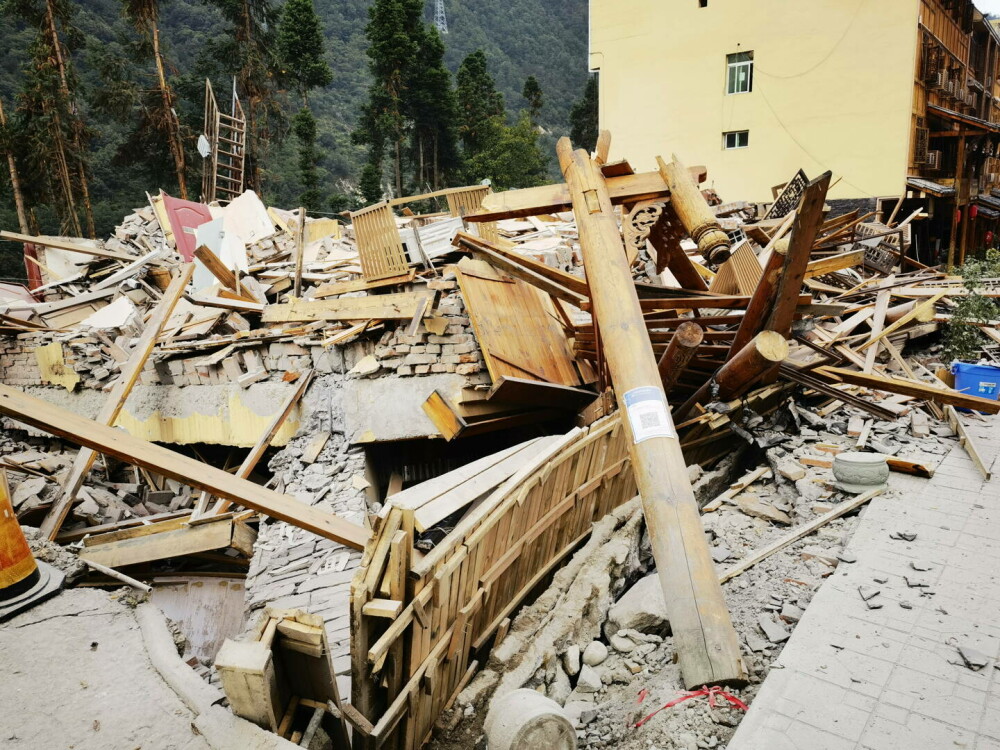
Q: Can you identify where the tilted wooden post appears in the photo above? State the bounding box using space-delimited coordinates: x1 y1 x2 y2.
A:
658 321 703 394
558 138 746 688
677 331 789 419
658 155 732 266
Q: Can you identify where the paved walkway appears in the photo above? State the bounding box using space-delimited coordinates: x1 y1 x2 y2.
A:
729 415 1000 750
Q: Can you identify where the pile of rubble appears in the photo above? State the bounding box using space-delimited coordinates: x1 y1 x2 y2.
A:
1 136 999 750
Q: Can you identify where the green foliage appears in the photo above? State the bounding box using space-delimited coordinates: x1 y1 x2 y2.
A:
569 73 598 152
464 111 546 191
943 248 1000 362
456 49 503 155
358 158 383 203
292 106 323 211
521 74 542 123
277 0 332 103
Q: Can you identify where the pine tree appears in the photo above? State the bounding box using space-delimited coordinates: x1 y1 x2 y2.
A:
277 0 331 209
407 26 459 190
455 49 503 156
569 73 599 153
521 75 542 125
4 0 92 236
120 0 189 197
292 107 322 211
354 0 424 197
277 0 332 106
208 0 282 193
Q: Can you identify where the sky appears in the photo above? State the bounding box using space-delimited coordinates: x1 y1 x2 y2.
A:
978 0 1000 15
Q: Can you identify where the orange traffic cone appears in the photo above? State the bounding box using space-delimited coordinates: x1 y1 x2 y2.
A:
0 469 63 622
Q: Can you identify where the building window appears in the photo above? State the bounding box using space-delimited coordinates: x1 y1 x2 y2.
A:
723 130 749 150
699 0 708 6
726 51 753 94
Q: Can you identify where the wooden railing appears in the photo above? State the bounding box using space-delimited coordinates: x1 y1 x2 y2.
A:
349 413 636 748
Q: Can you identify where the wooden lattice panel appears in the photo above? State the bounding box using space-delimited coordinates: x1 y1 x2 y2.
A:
447 186 499 244
350 201 411 281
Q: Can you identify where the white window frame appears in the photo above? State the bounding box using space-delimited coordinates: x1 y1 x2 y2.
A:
726 51 753 95
723 130 749 150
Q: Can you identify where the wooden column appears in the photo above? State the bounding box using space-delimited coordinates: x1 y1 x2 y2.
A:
658 155 732 266
39 263 195 540
948 135 966 269
658 321 703 393
558 138 746 688
293 207 306 297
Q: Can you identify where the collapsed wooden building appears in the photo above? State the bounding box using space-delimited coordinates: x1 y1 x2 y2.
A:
1 132 997 748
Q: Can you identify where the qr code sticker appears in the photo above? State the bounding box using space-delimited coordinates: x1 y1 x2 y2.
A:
639 412 661 429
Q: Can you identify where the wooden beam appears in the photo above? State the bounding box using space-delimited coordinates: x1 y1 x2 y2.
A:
727 240 788 357
764 173 832 337
39 264 195 540
856 292 946 352
803 249 864 279
815 367 1000 414
452 231 589 297
262 292 430 323
0 386 370 549
558 138 745 688
0 230 136 261
945 405 992 479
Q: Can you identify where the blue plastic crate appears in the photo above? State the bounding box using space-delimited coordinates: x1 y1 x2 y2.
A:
952 361 1000 401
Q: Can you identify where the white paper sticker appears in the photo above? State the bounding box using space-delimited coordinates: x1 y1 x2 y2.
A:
623 386 677 444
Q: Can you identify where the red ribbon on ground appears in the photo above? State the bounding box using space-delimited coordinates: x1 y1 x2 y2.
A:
633 685 749 728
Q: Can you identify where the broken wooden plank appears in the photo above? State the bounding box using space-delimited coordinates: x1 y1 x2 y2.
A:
945 405 992 480
79 515 254 568
0 230 136 261
0 385 369 549
719 488 884 583
39 264 195 540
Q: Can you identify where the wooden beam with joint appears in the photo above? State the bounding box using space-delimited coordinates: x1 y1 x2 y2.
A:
0 385 370 549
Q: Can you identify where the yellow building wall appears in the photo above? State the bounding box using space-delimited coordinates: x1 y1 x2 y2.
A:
589 0 920 202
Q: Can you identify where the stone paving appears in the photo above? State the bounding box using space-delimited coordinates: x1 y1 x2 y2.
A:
729 415 1000 750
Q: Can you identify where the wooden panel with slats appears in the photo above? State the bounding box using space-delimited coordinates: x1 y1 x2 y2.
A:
708 241 763 296
350 414 636 749
447 186 499 244
455 257 589 386
351 202 410 281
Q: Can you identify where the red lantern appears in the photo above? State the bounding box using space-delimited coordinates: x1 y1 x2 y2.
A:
957 208 963 224
970 205 979 219
987 230 994 246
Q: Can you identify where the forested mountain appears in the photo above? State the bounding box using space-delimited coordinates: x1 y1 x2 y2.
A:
0 0 589 267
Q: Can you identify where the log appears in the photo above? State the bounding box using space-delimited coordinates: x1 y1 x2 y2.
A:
714 331 789 401
39 264 195 540
558 138 745 688
657 155 732 265
0 385 370 549
658 321 703 393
